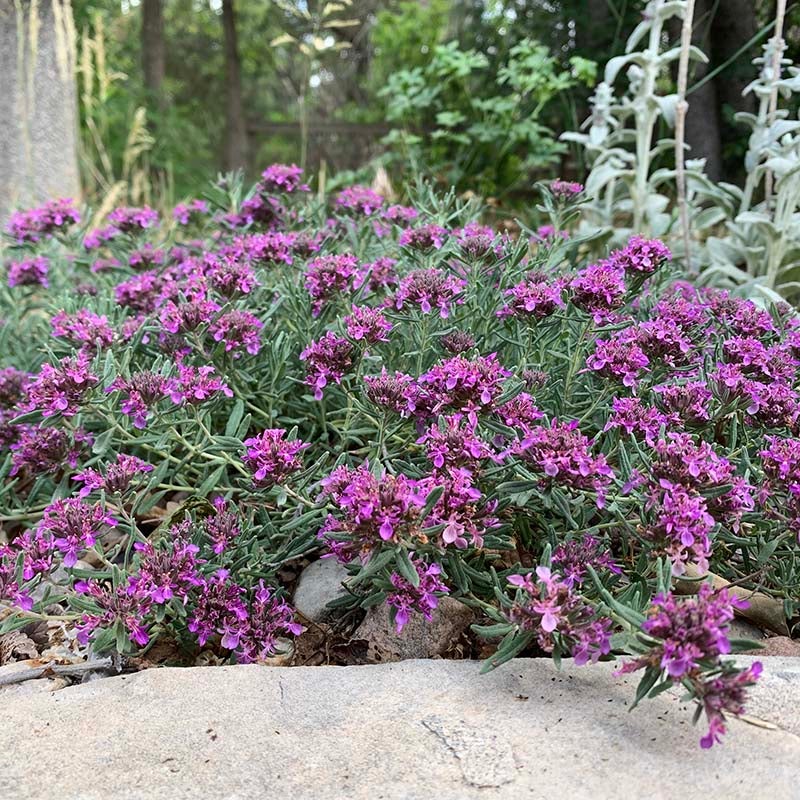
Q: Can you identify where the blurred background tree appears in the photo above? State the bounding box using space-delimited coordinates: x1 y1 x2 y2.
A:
66 0 800 207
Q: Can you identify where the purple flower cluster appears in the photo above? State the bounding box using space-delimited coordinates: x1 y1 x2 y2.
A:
73 454 153 498
24 354 98 417
304 254 359 317
344 305 392 344
393 268 466 318
334 185 385 216
399 223 449 251
300 332 355 400
6 198 80 243
498 273 566 320
506 566 613 665
7 256 49 288
618 586 761 748
243 429 307 487
386 558 448 632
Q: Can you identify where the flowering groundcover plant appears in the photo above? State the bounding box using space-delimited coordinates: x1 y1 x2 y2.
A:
0 174 796 747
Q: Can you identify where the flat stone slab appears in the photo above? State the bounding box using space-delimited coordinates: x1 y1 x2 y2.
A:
0 657 798 800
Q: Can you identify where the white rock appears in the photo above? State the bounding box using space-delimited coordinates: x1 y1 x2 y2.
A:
292 559 350 622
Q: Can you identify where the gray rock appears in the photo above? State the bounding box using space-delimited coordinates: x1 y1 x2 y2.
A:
0 657 799 800
355 596 473 661
0 0 80 223
729 618 766 642
292 559 350 622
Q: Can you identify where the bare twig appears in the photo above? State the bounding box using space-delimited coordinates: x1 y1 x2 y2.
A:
675 0 696 273
0 657 113 689
764 0 788 205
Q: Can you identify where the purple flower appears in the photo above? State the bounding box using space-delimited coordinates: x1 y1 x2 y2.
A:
131 524 202 603
454 222 502 261
304 254 359 317
203 498 242 555
243 429 308 487
364 369 417 415
417 415 493 473
393 268 465 318
7 256 49 288
107 206 159 233
508 419 614 505
6 198 80 243
604 396 671 444
552 535 621 586
242 231 296 265
344 305 392 344
159 298 220 336
550 179 584 200
506 566 613 665
607 236 671 275
570 262 626 321
417 353 511 424
75 579 152 647
440 331 475 354
300 332 355 400
107 371 169 428
354 257 398 293
24 354 99 418
318 464 426 560
51 310 115 353
38 498 117 568
10 425 91 476
211 310 263 356
207 255 258 297
173 199 210 225
498 274 566 319
399 223 449 251
73 454 153 498
0 366 28 409
387 559 448 632
258 163 309 194
586 336 650 388
335 185 385 216
0 548 34 611
382 204 419 227
166 364 233 405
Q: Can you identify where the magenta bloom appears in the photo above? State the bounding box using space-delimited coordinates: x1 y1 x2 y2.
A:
107 371 169 428
258 163 309 194
51 309 115 353
173 199 209 224
498 274 566 319
334 185 385 216
393 268 465 318
75 579 152 647
344 305 392 344
399 223 449 251
131 525 202 604
570 262 626 321
550 179 584 200
354 257 398 293
73 454 153 498
364 369 418 416
211 310 263 356
24 354 99 418
107 205 159 233
243 429 308 487
304 254 359 317
10 425 91 476
6 198 80 243
608 236 671 275
7 256 49 288
387 559 449 632
38 498 117 568
300 332 355 400
166 364 233 405
382 204 419 227
506 566 613 665
586 336 650 388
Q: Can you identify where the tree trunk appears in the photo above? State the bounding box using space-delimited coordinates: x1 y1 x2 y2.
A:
222 0 248 172
0 0 81 222
684 0 723 181
141 0 165 108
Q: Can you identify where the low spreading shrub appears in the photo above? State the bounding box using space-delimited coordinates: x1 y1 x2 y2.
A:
2 169 798 747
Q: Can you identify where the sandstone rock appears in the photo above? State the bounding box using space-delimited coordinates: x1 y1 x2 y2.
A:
729 618 766 642
0 657 798 800
355 596 473 662
745 636 800 658
292 558 350 623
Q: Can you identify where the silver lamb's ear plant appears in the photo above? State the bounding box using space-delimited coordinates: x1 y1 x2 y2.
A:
562 0 708 245
698 23 800 304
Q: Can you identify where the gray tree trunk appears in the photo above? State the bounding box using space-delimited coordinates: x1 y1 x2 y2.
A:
222 0 248 172
0 0 80 222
